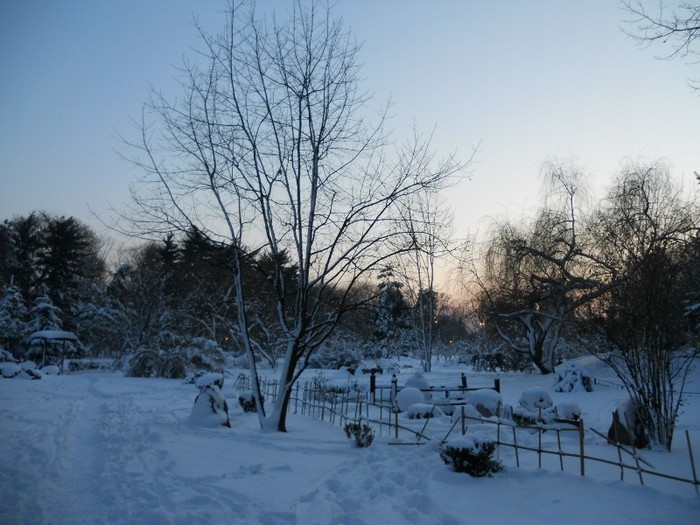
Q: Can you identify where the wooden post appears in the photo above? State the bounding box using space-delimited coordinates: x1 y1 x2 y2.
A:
461 373 467 390
686 430 699 496
370 371 376 404
394 409 399 439
294 383 299 414
513 426 520 467
391 374 398 409
538 409 543 469
578 418 585 477
461 405 466 435
494 377 501 393
556 429 564 471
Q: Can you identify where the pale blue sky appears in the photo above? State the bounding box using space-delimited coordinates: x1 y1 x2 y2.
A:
1 1 698 246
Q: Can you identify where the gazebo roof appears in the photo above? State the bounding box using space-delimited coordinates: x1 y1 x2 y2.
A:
28 330 79 343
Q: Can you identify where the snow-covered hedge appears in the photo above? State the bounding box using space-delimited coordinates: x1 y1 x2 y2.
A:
406 403 444 419
512 387 555 425
553 362 592 393
123 338 226 379
440 436 503 477
307 344 361 372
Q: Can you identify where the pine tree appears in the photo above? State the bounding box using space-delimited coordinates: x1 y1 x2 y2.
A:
0 282 28 353
26 286 63 334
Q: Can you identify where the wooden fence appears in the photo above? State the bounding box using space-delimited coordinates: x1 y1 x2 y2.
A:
233 373 699 495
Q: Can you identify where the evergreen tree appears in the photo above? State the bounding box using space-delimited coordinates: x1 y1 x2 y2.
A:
0 282 28 353
26 286 63 334
373 266 412 356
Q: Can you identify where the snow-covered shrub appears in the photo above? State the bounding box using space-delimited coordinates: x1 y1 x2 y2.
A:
188 384 231 428
405 372 430 392
344 421 375 448
307 344 361 372
193 372 224 390
450 404 482 425
123 348 187 378
238 390 264 413
512 387 555 425
395 387 426 412
67 359 112 372
553 362 592 393
465 389 502 418
0 349 17 362
0 362 20 378
41 365 61 375
554 401 581 421
406 403 444 419
183 338 226 372
518 387 553 412
440 436 503 477
469 342 531 372
607 399 648 449
17 367 42 380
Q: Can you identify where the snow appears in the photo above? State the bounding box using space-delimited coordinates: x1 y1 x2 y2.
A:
28 330 78 341
1 358 699 524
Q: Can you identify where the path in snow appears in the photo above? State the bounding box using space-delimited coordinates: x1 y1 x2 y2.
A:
1 368 699 525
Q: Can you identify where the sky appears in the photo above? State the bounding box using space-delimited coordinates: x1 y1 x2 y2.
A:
1 0 698 251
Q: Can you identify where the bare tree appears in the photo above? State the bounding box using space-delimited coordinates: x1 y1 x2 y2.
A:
621 1 700 89
122 1 467 431
397 194 464 372
587 160 699 450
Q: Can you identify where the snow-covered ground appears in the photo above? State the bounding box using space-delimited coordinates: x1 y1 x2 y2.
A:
1 357 699 525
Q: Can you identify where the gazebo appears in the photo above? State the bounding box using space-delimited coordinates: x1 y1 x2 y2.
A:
28 330 79 373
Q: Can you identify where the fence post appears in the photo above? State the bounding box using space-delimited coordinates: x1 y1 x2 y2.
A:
686 430 699 496
370 371 376 404
391 374 398 409
461 405 466 436
394 409 399 439
294 383 299 414
461 373 467 390
494 377 501 393
578 418 585 477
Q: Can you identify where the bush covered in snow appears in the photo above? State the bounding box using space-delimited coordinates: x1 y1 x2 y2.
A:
1 361 42 380
238 390 264 413
343 421 375 448
307 344 361 372
440 436 503 477
406 403 444 419
512 387 555 425
607 399 649 449
405 372 430 392
395 387 426 412
0 349 17 362
124 348 188 378
554 401 582 421
464 389 503 418
553 362 592 393
193 372 224 389
188 384 231 428
123 338 226 379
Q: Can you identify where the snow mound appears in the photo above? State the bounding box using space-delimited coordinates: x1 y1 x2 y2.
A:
554 362 592 393
188 385 231 428
465 388 502 417
395 387 426 411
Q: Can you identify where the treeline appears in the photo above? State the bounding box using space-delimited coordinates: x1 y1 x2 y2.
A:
0 216 468 366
